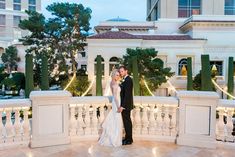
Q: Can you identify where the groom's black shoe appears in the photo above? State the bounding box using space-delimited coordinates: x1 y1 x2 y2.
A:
122 140 133 145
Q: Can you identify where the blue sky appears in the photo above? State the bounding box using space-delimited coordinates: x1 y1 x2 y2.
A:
41 0 146 30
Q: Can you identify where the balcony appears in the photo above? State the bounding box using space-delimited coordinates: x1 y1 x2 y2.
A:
0 91 235 156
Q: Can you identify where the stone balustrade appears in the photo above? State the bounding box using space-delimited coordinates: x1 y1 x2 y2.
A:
69 96 179 142
0 99 31 148
217 99 235 142
0 91 235 149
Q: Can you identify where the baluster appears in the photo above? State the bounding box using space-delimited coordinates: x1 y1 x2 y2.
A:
160 105 166 136
91 104 98 135
69 106 77 136
131 108 136 130
5 109 13 142
155 104 162 135
216 108 225 141
0 109 3 143
226 108 234 142
148 105 156 135
169 106 177 136
23 108 30 140
141 105 149 134
13 108 21 142
84 105 91 135
76 105 85 135
134 106 141 134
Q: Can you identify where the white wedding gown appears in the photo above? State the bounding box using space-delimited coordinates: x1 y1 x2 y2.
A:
98 83 123 147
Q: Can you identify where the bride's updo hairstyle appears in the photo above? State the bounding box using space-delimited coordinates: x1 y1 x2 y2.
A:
111 69 119 79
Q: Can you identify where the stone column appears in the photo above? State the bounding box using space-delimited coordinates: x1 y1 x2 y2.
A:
30 91 72 148
177 91 219 148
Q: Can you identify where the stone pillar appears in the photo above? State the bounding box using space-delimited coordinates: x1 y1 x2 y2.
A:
29 91 71 148
177 91 219 148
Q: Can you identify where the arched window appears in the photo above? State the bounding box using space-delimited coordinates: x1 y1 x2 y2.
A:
210 61 223 76
178 58 187 76
178 0 201 18
94 56 105 76
109 57 119 74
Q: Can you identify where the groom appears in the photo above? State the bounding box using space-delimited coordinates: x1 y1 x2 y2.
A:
118 66 134 145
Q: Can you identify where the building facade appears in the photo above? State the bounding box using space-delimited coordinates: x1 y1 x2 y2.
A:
87 1 235 96
147 0 235 21
0 0 41 72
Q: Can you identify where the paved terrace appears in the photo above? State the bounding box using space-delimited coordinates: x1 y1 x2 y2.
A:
1 91 235 156
1 140 235 157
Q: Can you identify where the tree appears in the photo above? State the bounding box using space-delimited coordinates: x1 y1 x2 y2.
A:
25 54 34 98
187 57 193 90
227 57 234 99
1 46 20 73
19 3 92 87
122 48 174 95
132 56 140 95
40 54 49 90
201 55 213 91
96 55 103 96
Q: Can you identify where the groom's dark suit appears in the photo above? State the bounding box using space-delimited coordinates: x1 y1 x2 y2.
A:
120 75 134 143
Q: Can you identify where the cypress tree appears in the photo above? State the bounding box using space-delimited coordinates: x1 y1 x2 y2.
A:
25 53 34 98
96 55 103 96
227 57 234 99
201 54 213 91
40 54 49 90
187 57 193 90
132 56 140 95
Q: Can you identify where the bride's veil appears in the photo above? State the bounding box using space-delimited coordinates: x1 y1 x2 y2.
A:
104 68 118 96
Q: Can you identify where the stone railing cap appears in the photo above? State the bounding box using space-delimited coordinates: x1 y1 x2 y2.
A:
177 91 219 99
30 90 72 99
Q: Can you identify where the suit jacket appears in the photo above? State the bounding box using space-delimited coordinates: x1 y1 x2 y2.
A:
120 75 134 111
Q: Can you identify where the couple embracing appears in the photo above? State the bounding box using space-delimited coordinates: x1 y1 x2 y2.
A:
98 66 134 147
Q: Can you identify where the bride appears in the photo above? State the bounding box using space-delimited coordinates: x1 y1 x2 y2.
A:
98 69 123 147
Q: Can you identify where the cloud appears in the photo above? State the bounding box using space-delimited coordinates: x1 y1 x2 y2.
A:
41 0 146 29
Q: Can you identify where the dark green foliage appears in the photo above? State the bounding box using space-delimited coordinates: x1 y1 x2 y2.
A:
227 57 234 99
201 55 213 91
96 55 103 96
187 57 193 90
1 46 20 73
40 54 49 90
122 48 174 95
19 3 92 87
12 72 25 90
62 74 90 96
25 54 34 98
132 56 140 95
0 78 16 90
193 71 201 91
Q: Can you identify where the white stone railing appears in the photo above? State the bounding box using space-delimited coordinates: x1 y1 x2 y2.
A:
216 99 235 142
0 99 31 148
69 96 179 142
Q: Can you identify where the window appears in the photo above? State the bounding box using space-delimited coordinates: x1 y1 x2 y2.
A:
28 5 36 11
178 58 187 76
94 57 105 76
28 0 36 11
210 61 223 76
81 51 86 57
109 57 119 74
13 16 21 27
0 14 5 25
81 65 87 71
29 0 36 5
178 0 201 18
225 0 235 15
0 0 5 9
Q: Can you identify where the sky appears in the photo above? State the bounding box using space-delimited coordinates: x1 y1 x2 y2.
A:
41 0 146 30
